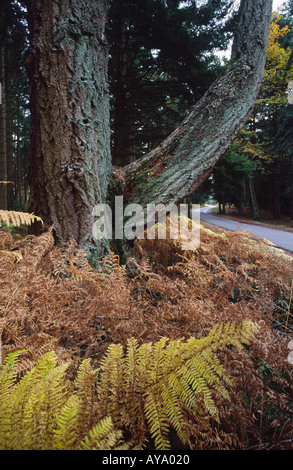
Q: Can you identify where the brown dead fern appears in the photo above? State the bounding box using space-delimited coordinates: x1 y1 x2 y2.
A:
0 223 292 449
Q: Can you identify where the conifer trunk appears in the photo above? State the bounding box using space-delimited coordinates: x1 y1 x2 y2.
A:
248 177 260 221
25 0 111 249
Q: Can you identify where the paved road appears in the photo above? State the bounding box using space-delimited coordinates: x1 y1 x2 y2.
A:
194 206 293 253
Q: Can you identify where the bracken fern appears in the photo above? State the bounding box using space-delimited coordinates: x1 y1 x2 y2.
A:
0 210 43 228
0 320 257 450
0 351 125 450
97 319 257 449
0 226 292 449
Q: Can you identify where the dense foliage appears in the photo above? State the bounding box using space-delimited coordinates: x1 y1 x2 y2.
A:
205 9 293 220
0 220 292 449
0 0 236 205
0 1 29 211
0 0 292 452
107 0 235 165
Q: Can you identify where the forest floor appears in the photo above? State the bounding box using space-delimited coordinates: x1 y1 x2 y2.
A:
0 221 293 450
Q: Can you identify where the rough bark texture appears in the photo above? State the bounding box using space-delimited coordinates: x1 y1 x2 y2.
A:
119 0 273 208
25 0 111 248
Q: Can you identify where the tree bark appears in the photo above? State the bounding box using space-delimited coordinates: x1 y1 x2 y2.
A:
25 0 111 249
119 0 273 208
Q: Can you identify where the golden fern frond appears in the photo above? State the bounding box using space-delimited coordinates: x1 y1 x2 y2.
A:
54 397 124 451
0 350 25 400
0 356 44 449
53 396 81 450
160 378 187 445
207 320 258 352
0 320 258 450
98 343 126 418
0 352 69 450
0 351 126 451
72 358 99 441
74 358 98 398
0 210 43 228
144 389 171 450
97 320 257 450
0 350 26 449
53 359 126 451
79 416 126 450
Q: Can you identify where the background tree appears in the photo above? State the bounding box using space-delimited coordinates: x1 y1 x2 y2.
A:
0 0 9 209
212 146 257 215
0 1 29 210
108 0 235 166
207 9 293 220
275 104 293 218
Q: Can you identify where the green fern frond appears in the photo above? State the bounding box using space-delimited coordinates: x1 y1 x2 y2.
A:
0 210 43 228
0 350 25 402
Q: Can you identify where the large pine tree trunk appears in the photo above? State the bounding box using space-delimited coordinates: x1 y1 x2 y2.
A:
25 0 111 249
119 0 273 207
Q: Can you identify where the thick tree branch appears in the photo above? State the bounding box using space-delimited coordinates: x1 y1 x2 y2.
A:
118 0 273 207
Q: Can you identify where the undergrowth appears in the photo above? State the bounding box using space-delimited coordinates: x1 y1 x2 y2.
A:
0 222 292 449
0 321 256 450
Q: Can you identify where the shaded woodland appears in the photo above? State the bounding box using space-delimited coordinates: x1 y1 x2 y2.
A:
0 0 293 452
1 1 293 222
